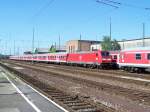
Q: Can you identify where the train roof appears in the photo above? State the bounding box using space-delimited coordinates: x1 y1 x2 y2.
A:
10 52 68 57
68 50 109 54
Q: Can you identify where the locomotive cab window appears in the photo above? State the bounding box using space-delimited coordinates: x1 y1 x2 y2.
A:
135 54 141 60
147 53 150 60
101 52 109 57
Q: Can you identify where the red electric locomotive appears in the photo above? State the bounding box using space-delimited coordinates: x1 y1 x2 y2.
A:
66 50 116 68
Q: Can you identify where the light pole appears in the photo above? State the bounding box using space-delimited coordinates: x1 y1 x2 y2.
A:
32 27 35 63
109 17 112 40
142 23 145 47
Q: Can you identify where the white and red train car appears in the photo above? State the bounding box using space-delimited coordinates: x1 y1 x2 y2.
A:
9 50 116 68
118 47 150 72
10 53 67 63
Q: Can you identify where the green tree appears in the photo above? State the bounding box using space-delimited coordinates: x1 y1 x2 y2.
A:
49 45 56 53
34 48 38 54
112 39 121 51
101 36 112 51
101 36 121 51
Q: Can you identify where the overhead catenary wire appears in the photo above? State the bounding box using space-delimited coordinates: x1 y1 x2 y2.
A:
96 0 119 8
96 0 150 10
101 0 121 5
32 0 55 19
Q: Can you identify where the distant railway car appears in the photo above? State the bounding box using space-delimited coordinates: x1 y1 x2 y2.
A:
10 53 68 63
67 50 115 68
119 48 150 72
47 53 67 63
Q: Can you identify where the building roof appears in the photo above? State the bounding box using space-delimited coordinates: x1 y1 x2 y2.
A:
67 40 101 43
118 37 150 42
35 48 49 53
55 45 66 50
121 46 150 51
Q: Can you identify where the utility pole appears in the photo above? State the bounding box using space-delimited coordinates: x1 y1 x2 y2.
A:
109 17 112 40
17 47 20 55
142 23 145 47
79 34 82 51
14 40 15 55
9 48 11 55
32 27 35 54
59 34 60 50
5 40 7 55
0 39 1 56
38 41 40 48
32 27 35 63
55 42 56 49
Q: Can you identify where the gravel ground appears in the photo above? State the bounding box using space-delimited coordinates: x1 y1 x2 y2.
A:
5 62 150 112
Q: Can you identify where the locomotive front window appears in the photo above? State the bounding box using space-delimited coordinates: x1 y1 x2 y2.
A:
101 52 109 57
147 53 150 60
135 54 141 60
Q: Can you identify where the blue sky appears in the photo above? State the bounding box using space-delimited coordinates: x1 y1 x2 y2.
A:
0 0 150 54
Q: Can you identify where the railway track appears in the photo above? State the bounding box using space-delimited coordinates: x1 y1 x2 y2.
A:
5 60 150 92
0 62 117 112
8 60 150 80
2 60 150 107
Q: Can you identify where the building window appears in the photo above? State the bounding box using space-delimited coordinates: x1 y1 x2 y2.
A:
135 54 141 60
71 46 72 53
92 47 94 51
147 53 150 60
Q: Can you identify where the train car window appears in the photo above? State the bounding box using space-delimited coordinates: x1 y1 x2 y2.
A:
147 53 150 60
135 54 141 60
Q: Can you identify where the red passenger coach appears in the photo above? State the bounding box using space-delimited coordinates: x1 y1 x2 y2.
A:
119 48 150 72
67 50 115 68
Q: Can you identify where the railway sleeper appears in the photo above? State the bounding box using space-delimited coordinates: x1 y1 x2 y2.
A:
63 100 81 104
74 107 97 112
42 89 57 92
49 92 65 96
72 105 95 110
77 108 97 112
53 96 73 100
67 102 90 106
137 94 150 98
48 93 64 96
57 97 78 101
46 91 62 95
